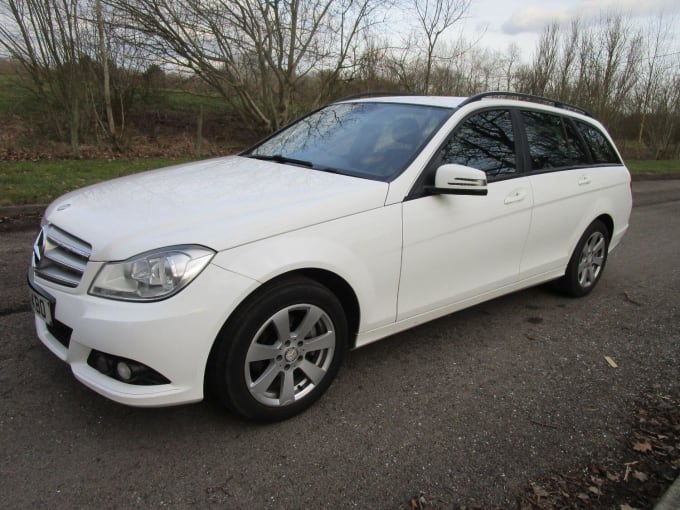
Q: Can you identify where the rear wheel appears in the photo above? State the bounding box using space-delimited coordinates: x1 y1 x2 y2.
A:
207 276 347 421
557 219 610 297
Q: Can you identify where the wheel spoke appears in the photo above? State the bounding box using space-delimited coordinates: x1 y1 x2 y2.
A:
246 343 279 363
593 255 604 266
295 307 323 338
303 331 335 352
299 359 326 385
250 363 280 395
592 236 605 253
271 309 291 341
279 370 296 405
586 266 595 284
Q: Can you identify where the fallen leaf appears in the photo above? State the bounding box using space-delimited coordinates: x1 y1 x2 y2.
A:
590 475 604 486
604 356 618 368
632 471 648 482
588 486 603 495
620 504 638 510
633 440 653 453
531 484 549 498
606 471 621 482
577 493 590 501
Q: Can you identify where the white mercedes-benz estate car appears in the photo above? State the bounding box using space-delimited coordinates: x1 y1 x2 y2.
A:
29 92 632 420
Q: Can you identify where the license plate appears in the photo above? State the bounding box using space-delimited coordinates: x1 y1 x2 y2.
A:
30 288 53 327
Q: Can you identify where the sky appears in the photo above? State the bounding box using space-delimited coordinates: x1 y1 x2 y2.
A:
457 0 680 59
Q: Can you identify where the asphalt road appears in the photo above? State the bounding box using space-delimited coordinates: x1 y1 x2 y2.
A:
1 181 679 508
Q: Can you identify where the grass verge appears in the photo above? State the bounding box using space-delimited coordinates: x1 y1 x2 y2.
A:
1 158 678 207
626 160 680 174
0 158 196 206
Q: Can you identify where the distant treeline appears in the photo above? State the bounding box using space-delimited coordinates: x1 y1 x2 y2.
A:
0 0 677 159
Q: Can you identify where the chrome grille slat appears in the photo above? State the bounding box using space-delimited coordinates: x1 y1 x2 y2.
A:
35 266 83 287
46 226 91 258
33 224 92 288
43 248 88 273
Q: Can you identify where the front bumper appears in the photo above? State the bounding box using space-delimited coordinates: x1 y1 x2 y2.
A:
29 264 258 407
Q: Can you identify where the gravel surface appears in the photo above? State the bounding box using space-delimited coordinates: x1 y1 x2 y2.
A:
0 181 678 508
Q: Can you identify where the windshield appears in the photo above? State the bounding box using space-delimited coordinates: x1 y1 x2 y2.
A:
246 102 454 181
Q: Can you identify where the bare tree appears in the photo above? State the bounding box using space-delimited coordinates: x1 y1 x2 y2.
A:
410 0 470 93
111 0 383 132
94 0 116 143
525 21 559 96
501 43 520 91
636 13 673 152
0 0 87 156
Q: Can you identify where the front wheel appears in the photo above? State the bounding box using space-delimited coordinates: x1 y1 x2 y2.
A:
207 276 347 421
557 219 610 297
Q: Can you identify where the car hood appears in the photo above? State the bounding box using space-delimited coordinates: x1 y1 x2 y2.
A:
43 156 389 261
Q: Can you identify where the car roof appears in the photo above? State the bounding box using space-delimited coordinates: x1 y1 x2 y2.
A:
337 92 593 119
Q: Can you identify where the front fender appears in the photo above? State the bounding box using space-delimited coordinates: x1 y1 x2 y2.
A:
212 204 403 333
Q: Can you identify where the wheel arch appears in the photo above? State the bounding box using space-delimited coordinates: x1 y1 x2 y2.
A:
595 213 614 242
206 268 361 371
251 269 360 349
293 268 361 349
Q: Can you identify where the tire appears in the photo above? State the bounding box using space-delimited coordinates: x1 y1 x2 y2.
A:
557 219 610 297
207 276 347 421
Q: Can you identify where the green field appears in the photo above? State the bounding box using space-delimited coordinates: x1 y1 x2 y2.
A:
0 158 195 206
0 74 44 117
626 160 680 174
0 158 678 206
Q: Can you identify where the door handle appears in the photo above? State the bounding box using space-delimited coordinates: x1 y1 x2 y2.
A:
504 189 527 204
578 175 592 186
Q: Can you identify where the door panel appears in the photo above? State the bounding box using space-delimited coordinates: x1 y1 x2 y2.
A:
398 177 532 320
521 166 623 278
521 170 592 277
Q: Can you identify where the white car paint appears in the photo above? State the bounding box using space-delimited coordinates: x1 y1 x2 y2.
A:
43 156 389 261
29 95 632 408
398 176 533 320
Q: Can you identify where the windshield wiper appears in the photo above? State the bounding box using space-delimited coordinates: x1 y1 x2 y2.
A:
248 154 314 168
312 166 343 175
247 154 346 175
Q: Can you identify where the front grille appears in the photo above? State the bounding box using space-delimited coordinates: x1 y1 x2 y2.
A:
33 224 92 288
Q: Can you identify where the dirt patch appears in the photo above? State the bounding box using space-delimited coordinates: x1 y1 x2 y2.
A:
0 206 42 233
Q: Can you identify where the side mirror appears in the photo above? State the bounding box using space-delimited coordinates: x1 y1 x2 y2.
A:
427 164 488 196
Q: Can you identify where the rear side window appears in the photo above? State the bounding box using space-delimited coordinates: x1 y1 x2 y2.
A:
521 111 589 170
440 109 516 179
574 121 621 165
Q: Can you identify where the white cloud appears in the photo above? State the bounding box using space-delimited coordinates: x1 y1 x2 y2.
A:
502 0 679 34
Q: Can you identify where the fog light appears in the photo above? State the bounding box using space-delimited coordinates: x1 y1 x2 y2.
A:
87 350 171 385
116 361 132 381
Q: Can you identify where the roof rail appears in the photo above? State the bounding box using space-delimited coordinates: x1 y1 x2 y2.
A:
458 91 592 117
335 91 414 102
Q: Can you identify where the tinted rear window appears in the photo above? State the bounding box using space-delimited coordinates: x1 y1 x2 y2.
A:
574 121 621 165
522 111 589 170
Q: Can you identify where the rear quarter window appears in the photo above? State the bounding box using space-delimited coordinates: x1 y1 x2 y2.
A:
521 110 589 170
574 121 622 165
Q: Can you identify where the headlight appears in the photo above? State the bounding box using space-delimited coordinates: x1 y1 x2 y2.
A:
90 245 215 301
